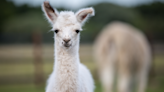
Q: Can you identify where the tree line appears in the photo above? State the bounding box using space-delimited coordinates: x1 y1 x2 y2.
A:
0 0 163 43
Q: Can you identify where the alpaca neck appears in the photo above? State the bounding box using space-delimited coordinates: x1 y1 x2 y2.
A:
53 42 80 91
54 43 80 68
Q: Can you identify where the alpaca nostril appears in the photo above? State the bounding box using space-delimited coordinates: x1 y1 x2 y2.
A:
63 39 71 43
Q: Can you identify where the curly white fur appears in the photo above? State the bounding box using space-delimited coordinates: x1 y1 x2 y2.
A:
42 1 95 92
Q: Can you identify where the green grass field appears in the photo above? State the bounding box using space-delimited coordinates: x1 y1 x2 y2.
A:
0 44 164 92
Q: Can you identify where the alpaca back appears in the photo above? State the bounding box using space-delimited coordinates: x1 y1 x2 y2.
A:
94 21 151 70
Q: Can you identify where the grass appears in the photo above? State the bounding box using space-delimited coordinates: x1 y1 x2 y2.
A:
0 44 164 92
0 84 45 92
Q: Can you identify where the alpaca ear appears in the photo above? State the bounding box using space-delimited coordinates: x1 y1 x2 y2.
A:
76 7 95 25
42 1 58 24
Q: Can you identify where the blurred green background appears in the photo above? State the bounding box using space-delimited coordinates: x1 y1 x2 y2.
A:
0 0 164 92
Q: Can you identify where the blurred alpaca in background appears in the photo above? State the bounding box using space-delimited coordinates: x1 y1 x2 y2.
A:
94 21 151 92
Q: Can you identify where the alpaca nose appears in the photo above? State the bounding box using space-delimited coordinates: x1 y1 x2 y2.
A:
63 39 71 43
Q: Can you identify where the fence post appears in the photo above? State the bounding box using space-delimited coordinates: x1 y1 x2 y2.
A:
32 31 44 86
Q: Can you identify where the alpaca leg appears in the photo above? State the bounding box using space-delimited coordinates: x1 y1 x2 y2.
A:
100 66 114 92
137 68 148 92
117 54 131 92
117 72 131 92
98 42 117 92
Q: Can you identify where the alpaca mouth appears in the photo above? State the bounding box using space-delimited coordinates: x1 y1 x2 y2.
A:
64 43 71 47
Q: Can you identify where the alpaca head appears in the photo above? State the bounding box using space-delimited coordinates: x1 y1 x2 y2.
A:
42 1 94 48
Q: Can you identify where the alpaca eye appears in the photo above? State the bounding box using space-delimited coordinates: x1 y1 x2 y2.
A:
54 30 59 33
76 30 80 33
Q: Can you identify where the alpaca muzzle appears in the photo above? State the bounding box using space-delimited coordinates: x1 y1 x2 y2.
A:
63 39 71 47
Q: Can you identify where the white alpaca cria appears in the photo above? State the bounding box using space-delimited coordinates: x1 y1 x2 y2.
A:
42 1 95 92
94 21 151 92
